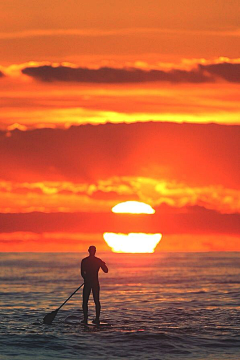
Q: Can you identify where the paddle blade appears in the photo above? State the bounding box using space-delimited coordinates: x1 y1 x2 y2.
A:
43 309 58 325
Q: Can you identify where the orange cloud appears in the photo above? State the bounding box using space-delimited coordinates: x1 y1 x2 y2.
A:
0 62 239 129
1 2 239 253
1 123 239 188
0 178 239 214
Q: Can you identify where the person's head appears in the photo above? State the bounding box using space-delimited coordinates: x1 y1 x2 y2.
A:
88 245 96 256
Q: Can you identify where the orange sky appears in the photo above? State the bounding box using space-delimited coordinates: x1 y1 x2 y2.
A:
0 1 239 251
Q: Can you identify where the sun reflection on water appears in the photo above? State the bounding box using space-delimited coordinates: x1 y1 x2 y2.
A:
103 233 162 253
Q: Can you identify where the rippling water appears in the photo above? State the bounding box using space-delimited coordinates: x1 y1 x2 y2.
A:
1 252 240 359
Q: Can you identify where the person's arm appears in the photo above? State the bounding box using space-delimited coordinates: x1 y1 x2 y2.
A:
101 261 108 273
81 260 86 280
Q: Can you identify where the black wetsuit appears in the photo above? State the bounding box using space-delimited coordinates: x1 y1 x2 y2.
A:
81 255 108 322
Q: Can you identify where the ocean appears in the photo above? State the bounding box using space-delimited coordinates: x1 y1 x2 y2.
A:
1 252 240 360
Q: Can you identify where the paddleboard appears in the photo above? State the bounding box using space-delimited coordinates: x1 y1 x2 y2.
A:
65 316 111 328
81 321 111 329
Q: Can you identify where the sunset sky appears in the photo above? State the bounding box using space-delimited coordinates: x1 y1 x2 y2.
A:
0 0 239 252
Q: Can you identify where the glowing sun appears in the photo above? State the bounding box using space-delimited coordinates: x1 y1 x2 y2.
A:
112 201 155 214
103 233 162 253
103 201 162 253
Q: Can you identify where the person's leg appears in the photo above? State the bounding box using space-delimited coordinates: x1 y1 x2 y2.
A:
92 283 101 323
82 284 91 323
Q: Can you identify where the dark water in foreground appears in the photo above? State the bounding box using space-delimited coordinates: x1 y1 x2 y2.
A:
1 252 240 360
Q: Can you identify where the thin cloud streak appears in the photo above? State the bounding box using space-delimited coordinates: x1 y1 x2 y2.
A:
0 28 239 40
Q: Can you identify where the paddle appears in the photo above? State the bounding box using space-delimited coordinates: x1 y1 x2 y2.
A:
43 283 84 325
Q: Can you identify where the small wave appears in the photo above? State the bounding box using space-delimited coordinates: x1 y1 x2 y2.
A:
64 315 82 324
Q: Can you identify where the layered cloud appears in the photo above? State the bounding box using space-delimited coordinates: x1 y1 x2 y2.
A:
0 178 239 214
21 62 240 84
0 122 239 218
0 59 239 129
1 1 239 252
0 204 239 251
1 0 239 66
0 97 239 252
1 122 239 187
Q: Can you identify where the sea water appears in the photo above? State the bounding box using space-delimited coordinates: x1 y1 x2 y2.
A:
1 252 240 360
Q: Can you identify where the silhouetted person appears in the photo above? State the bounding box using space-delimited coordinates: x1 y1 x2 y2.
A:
81 246 108 325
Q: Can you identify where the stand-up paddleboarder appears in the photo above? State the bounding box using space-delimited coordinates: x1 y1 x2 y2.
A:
81 246 108 325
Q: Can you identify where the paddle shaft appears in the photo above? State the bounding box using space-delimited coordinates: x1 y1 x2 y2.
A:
57 283 84 311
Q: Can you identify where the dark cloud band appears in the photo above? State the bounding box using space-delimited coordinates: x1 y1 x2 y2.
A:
0 206 239 235
199 62 240 83
21 62 240 84
21 65 210 83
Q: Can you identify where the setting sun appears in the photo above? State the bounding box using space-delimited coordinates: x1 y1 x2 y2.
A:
112 201 155 214
103 233 162 253
107 201 161 253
